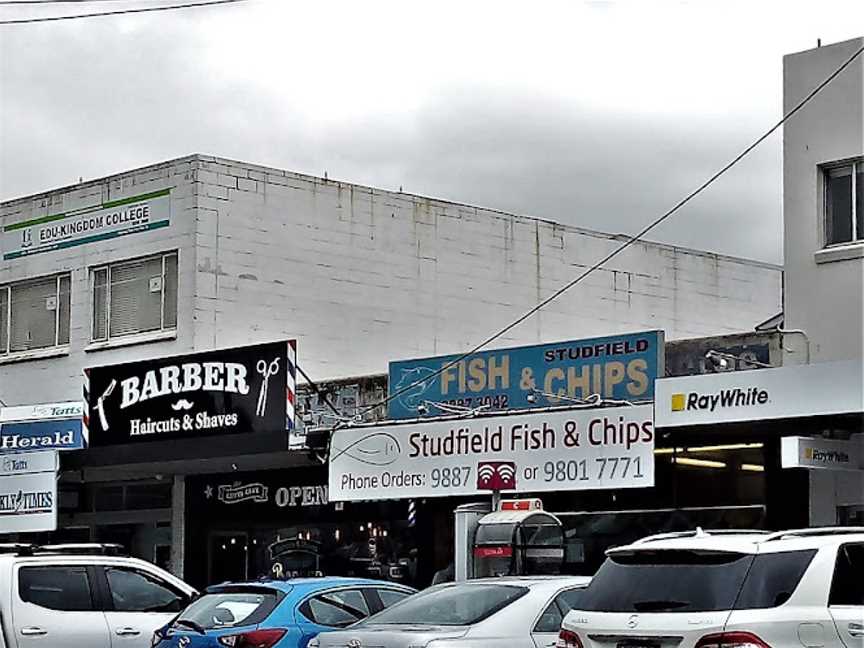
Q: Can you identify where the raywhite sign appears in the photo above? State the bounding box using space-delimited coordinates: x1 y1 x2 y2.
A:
329 405 655 502
0 450 58 534
655 361 864 428
782 436 863 471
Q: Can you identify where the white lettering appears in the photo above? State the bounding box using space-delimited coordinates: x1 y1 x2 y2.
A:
203 362 223 391
183 363 203 392
161 365 182 395
140 370 162 401
121 377 141 409
225 363 250 395
119 362 254 408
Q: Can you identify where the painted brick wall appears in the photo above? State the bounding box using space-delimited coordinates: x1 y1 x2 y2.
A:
1 154 781 406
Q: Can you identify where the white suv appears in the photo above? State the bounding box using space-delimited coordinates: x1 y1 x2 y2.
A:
559 527 864 648
0 544 196 648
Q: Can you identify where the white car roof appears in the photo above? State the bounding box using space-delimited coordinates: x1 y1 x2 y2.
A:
608 527 864 556
466 576 591 589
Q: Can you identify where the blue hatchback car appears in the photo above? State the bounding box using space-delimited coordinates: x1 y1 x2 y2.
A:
152 577 416 648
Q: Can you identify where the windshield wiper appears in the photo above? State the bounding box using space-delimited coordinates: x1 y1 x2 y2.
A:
632 600 689 612
174 619 207 635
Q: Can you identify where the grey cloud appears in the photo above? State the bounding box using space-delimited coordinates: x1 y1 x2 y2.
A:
1 19 781 265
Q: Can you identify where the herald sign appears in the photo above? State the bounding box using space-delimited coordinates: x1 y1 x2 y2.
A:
329 405 655 502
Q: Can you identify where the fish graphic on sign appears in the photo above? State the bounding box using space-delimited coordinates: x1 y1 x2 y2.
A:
477 461 517 490
330 432 401 467
394 367 437 411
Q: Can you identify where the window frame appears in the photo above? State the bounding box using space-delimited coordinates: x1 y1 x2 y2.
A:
0 271 72 360
829 543 864 608
299 587 375 628
98 564 189 614
371 587 413 612
89 250 178 344
823 159 863 248
17 564 97 612
532 587 587 635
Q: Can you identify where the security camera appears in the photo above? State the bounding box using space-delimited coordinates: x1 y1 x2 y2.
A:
526 393 537 404
416 403 428 415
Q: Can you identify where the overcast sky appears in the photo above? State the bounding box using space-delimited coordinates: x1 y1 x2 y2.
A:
1 1 862 264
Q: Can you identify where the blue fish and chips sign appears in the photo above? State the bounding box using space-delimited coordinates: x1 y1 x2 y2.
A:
0 402 86 453
388 331 664 419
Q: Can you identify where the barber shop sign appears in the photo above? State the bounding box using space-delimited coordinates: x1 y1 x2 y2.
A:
85 341 297 445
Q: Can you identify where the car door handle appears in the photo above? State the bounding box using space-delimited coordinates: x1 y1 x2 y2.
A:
21 627 47 636
850 622 864 637
115 627 142 636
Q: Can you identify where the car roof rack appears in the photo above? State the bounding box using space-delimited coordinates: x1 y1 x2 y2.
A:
631 528 769 545
761 527 864 542
0 543 126 557
37 543 126 556
0 543 35 555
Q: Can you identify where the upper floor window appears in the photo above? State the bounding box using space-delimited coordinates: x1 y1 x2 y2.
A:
0 273 71 357
825 160 863 246
91 251 178 342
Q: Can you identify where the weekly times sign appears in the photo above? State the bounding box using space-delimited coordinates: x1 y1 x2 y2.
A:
387 331 664 420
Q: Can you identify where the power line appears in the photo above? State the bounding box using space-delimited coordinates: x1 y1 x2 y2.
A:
351 41 864 424
0 0 248 23
0 1 176 5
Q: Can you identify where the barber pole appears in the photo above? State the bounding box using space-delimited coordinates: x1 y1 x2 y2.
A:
286 340 297 429
81 368 90 443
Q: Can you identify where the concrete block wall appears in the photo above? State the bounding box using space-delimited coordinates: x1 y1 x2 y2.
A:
192 155 782 379
1 153 782 404
784 37 864 363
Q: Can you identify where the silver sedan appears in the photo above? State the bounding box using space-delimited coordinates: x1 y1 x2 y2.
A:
309 576 590 648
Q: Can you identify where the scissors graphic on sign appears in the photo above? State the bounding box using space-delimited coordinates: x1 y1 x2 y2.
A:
256 358 280 417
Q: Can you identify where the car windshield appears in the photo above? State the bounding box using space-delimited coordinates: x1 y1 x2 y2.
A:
176 587 280 630
364 583 528 626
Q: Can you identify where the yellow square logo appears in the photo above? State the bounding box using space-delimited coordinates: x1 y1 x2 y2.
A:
804 447 814 460
671 393 685 411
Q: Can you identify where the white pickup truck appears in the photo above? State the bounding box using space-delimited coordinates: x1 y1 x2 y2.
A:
0 544 196 648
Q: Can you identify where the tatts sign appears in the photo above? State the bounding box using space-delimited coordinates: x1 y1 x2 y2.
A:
387 331 664 419
85 341 297 445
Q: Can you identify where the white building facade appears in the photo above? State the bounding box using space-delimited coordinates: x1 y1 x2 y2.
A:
783 37 864 524
0 154 783 580
0 154 782 406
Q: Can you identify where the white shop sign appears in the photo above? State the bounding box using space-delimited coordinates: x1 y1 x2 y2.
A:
329 405 654 502
655 361 864 428
781 436 863 472
0 450 58 534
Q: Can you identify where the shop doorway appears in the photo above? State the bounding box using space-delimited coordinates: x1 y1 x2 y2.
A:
208 532 249 584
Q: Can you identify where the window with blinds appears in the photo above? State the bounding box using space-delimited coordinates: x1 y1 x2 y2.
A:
91 252 178 342
0 273 71 356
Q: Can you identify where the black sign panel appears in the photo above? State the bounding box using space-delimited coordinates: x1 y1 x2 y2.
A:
189 467 329 516
86 341 293 446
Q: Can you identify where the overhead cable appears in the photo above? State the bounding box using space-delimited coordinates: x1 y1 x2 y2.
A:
0 0 247 23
